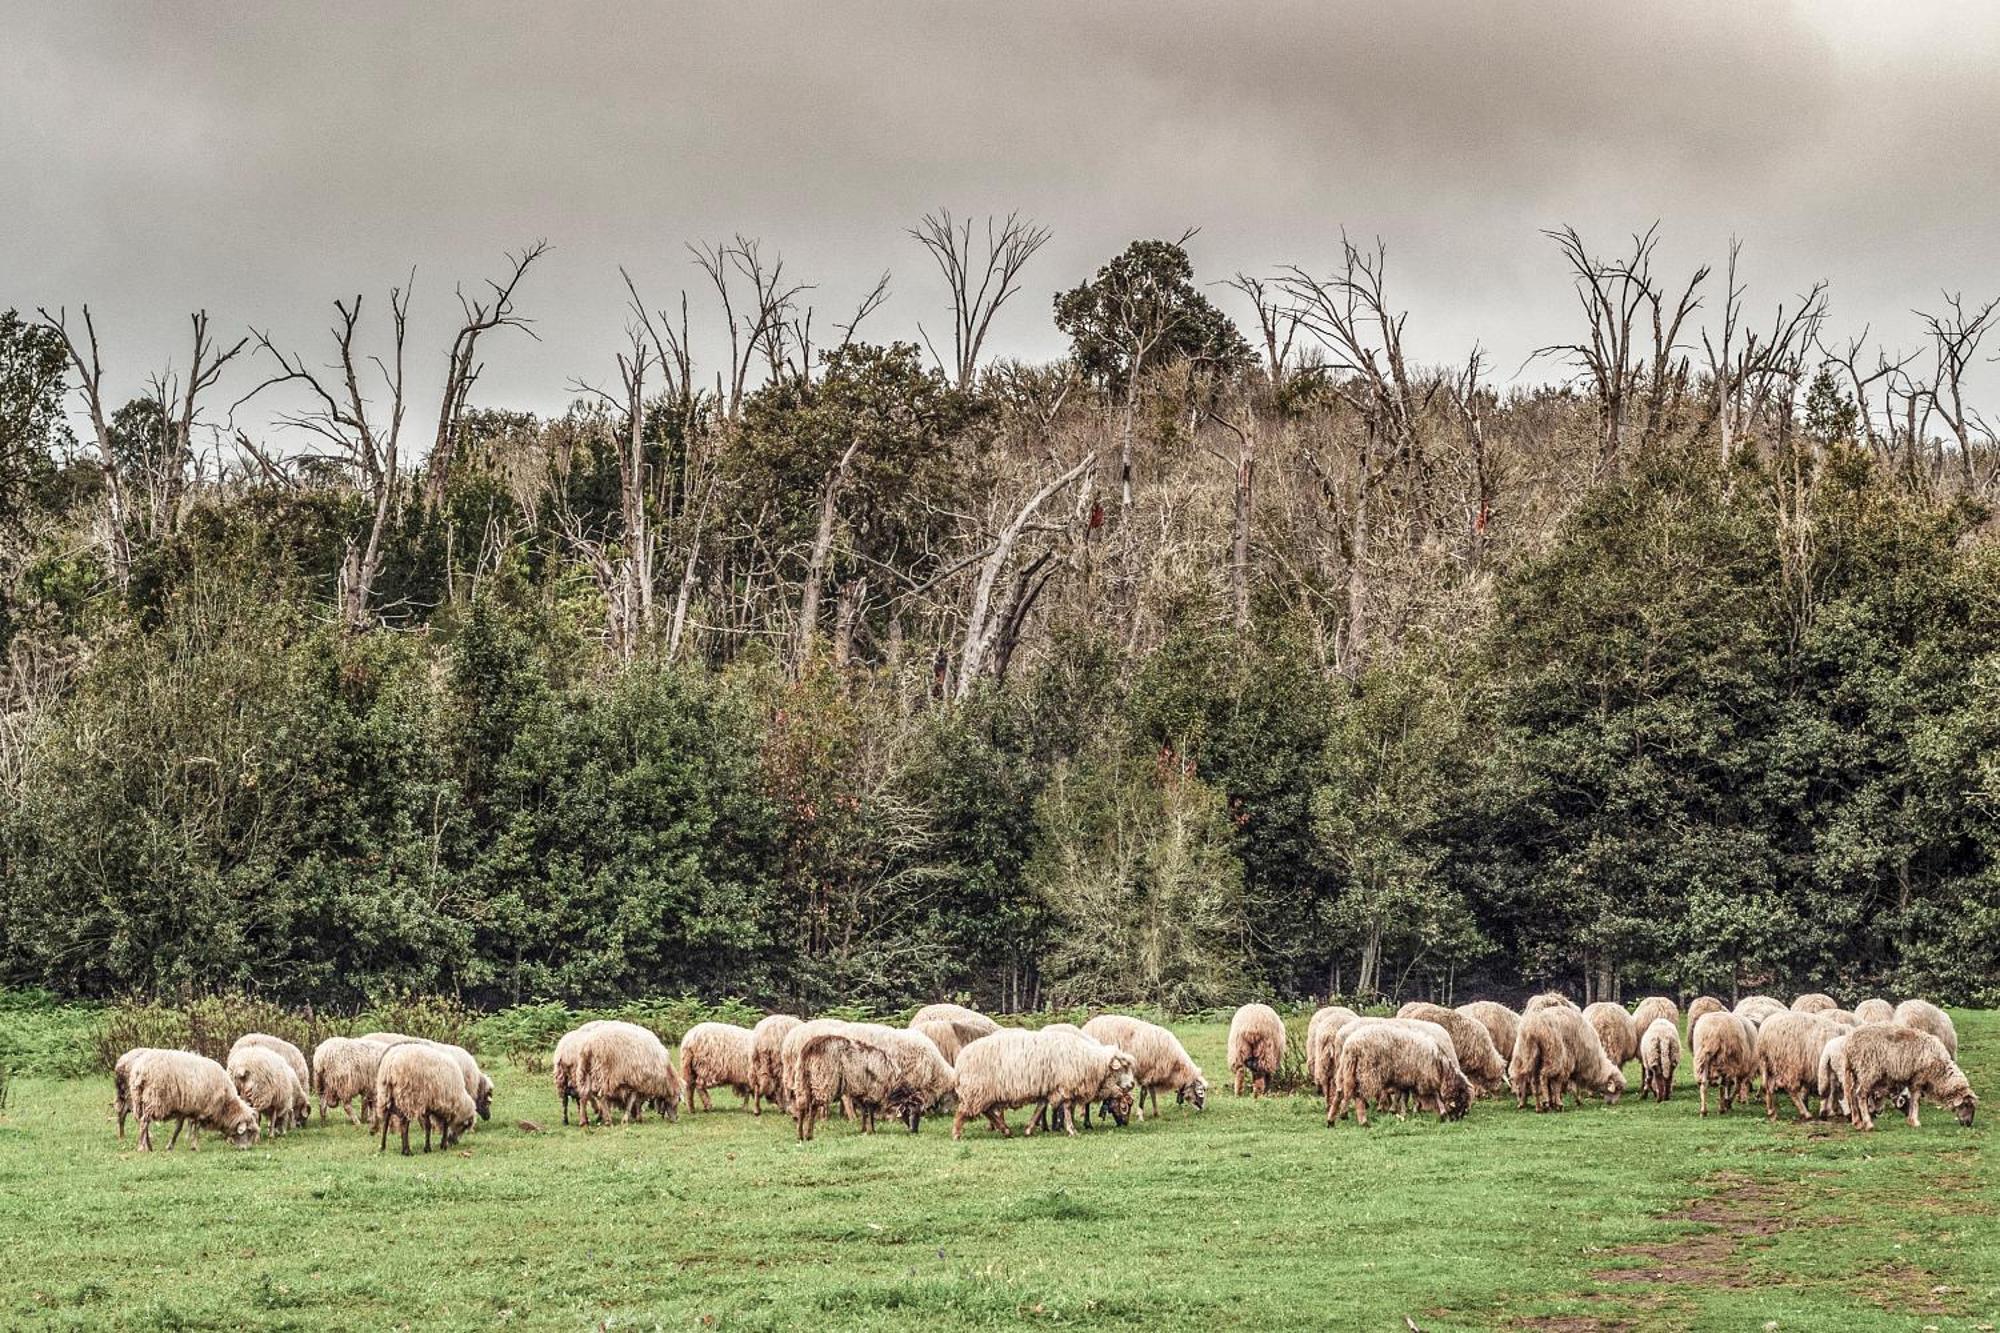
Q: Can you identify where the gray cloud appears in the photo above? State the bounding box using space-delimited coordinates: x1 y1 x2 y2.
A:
7 0 2000 427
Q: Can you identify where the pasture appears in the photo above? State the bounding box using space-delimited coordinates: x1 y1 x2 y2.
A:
0 1016 1994 1332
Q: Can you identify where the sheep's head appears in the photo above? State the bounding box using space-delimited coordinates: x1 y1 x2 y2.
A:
1443 1074 1472 1121
227 1111 260 1149
1105 1051 1138 1093
1101 1090 1134 1127
1181 1074 1208 1110
649 1094 680 1123
1601 1069 1627 1105
443 1105 475 1147
475 1076 494 1121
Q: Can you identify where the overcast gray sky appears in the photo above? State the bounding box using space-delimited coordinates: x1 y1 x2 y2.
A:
8 0 2000 427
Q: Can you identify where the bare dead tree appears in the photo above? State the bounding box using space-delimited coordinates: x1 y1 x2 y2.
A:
1818 329 1917 462
1448 347 1493 565
793 439 861 674
425 240 549 507
241 283 411 631
1204 407 1257 631
36 305 134 588
1700 241 1829 460
1224 273 1303 391
956 449 1097 695
1914 293 2000 489
568 325 656 657
691 236 811 418
1538 224 1708 469
909 209 1052 390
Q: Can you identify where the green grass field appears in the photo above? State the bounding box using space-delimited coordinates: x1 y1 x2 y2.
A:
0 1016 1993 1332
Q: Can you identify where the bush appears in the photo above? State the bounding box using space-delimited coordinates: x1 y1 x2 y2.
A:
0 990 101 1079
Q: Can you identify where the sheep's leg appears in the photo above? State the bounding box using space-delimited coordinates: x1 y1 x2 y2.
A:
379 1109 392 1153
401 1117 413 1156
951 1107 969 1140
138 1116 154 1152
1788 1086 1812 1121
1354 1095 1369 1128
1232 1067 1244 1096
1906 1091 1921 1129
168 1118 186 1150
1699 1074 1709 1117
422 1117 434 1153
1764 1077 1778 1121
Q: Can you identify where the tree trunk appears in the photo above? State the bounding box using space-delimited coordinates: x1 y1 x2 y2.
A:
1232 419 1255 632
794 441 860 673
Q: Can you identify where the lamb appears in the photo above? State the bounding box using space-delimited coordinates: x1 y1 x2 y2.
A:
1685 996 1726 1028
1227 1003 1287 1097
1330 1022 1471 1126
1396 1003 1510 1095
1456 1000 1521 1063
949 1028 1136 1140
1638 1018 1680 1102
1507 1006 1625 1111
375 1042 476 1155
1629 996 1678 1044
1756 1012 1844 1121
749 1014 802 1113
113 1047 176 1140
1306 1005 1361 1099
1692 1011 1758 1116
1082 1014 1207 1116
1791 992 1837 1014
227 1043 309 1135
1523 991 1577 1015
312 1037 389 1125
911 1019 964 1066
1583 1001 1638 1068
1893 999 1959 1059
230 1034 311 1102
679 1021 757 1112
1840 1024 1977 1131
1853 998 1895 1025
791 1029 902 1141
1733 995 1787 1026
124 1049 260 1151
359 1032 493 1122
574 1022 682 1126
552 1021 609 1126
909 1003 1000 1047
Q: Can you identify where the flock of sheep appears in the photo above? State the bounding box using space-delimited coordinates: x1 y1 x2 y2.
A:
1287 992 1976 1131
106 991 1975 1155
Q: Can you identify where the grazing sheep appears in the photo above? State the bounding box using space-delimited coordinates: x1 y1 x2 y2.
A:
1853 998 1895 1025
1685 996 1726 1028
1320 1017 1461 1119
1840 1024 1977 1131
1456 1000 1521 1063
1330 1023 1471 1127
1692 1012 1758 1116
1733 995 1787 1026
574 1022 682 1126
552 1021 610 1126
227 1043 308 1136
1025 1025 1137 1133
1822 1008 1860 1028
844 1023 958 1128
909 1003 1000 1047
1583 1001 1638 1068
950 1029 1136 1140
780 1018 861 1116
113 1048 176 1140
1523 991 1577 1015
375 1042 476 1155
1791 993 1837 1014
1306 1006 1361 1099
1639 1018 1680 1102
1817 1033 1852 1121
911 1019 964 1066
679 1022 757 1112
1629 996 1678 1045
749 1014 803 1113
1226 1003 1287 1098
1757 1012 1845 1121
1894 999 1959 1059
230 1034 310 1101
792 1030 903 1141
1396 1003 1510 1095
1508 1006 1624 1111
1082 1014 1207 1116
126 1050 260 1152
359 1032 492 1122
312 1037 389 1126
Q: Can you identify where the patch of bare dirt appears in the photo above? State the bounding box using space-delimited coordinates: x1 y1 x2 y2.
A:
1856 1261 1954 1316
1592 1172 1790 1289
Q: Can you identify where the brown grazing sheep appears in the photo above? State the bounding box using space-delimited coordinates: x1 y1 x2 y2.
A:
749 1014 803 1113
843 1023 958 1128
1629 996 1678 1045
1893 999 1959 1059
1733 995 1787 1026
1685 996 1726 1029
1853 998 1895 1025
1638 1018 1680 1102
791 1030 902 1141
909 1003 1000 1047
950 1029 1136 1140
1841 1024 1976 1131
1692 1012 1758 1116
227 1043 308 1136
312 1037 389 1126
1226 1003 1287 1098
360 1032 493 1123
126 1050 261 1151
574 1022 682 1125
230 1034 311 1100
1306 1006 1361 1099
1508 1007 1624 1111
1081 1014 1207 1116
1791 993 1837 1014
1583 1001 1638 1069
1757 1012 1845 1121
551 1021 610 1126
1396 1003 1510 1096
1456 1000 1521 1063
114 1047 176 1140
375 1043 476 1155
679 1021 757 1112
1331 1023 1471 1127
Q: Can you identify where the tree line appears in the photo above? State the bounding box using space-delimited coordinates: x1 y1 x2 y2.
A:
2 218 1997 1011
